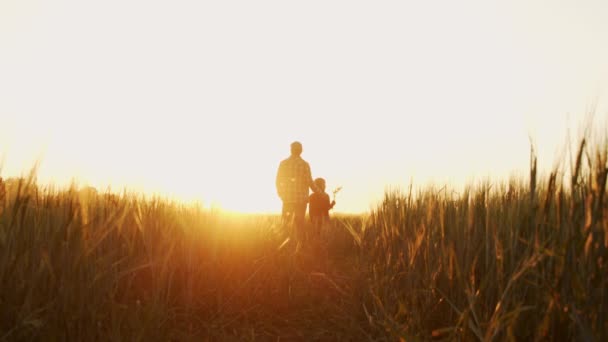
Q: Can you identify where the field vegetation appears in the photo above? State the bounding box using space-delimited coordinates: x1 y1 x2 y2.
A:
1 133 607 341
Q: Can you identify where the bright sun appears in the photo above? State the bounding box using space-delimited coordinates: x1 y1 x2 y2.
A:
1 0 607 213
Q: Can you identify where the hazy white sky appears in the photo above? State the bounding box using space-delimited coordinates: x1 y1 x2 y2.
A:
1 0 607 212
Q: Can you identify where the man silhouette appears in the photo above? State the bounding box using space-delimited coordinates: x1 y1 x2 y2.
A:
276 141 317 243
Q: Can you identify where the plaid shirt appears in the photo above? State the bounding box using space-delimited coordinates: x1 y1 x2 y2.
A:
276 156 316 204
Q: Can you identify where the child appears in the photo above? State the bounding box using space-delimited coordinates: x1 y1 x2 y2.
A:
308 177 336 240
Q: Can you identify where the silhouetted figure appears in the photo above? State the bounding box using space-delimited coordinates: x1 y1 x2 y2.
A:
276 141 317 244
309 177 336 240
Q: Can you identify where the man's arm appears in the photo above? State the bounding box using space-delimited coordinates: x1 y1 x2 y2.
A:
305 163 320 193
276 162 285 200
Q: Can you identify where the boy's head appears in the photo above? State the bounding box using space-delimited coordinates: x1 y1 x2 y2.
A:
313 178 326 193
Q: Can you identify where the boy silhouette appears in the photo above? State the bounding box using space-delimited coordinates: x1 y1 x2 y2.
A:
308 177 336 239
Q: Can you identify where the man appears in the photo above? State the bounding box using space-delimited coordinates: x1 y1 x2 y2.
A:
276 141 317 242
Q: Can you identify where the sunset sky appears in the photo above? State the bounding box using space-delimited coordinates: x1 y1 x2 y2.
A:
1 0 607 213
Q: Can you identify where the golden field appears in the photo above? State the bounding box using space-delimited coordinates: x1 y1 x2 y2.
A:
1 135 607 341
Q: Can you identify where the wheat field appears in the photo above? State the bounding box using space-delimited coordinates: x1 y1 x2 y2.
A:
1 135 607 341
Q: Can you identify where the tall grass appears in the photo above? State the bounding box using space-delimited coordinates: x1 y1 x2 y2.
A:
353 136 608 341
0 133 607 341
0 179 362 341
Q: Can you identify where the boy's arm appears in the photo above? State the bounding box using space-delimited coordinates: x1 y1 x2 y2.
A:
325 194 335 210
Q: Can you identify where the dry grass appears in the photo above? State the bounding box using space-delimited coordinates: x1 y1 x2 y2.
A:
0 133 607 341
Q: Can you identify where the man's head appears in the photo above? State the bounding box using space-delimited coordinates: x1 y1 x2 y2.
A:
313 178 326 193
290 141 303 156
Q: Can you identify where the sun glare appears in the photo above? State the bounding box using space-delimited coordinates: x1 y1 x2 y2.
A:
1 0 607 213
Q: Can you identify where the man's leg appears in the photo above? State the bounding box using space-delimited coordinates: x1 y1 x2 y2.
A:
282 202 296 240
293 202 308 244
281 202 290 223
